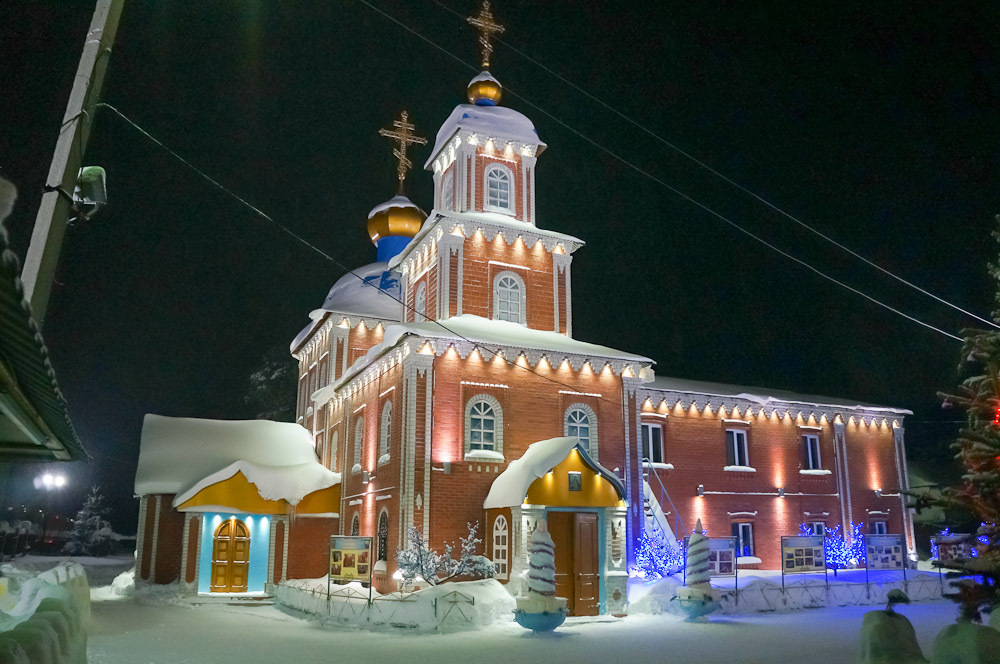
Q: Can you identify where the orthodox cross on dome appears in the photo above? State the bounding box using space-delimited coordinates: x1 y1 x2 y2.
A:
467 0 505 69
378 111 427 194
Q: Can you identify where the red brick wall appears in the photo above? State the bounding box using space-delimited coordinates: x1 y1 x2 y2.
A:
473 153 524 220
185 517 200 584
843 419 909 538
152 495 185 584
425 351 627 555
457 232 557 331
286 517 339 579
139 496 155 581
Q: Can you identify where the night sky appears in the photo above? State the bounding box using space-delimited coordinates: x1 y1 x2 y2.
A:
2 1 998 532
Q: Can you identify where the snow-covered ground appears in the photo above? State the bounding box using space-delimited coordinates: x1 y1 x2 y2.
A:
86 593 961 664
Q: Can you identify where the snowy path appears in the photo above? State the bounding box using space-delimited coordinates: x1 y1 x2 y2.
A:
87 598 957 664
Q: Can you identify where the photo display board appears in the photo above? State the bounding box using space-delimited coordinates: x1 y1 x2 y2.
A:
682 537 737 577
329 535 373 583
865 534 905 570
932 534 971 565
781 535 825 573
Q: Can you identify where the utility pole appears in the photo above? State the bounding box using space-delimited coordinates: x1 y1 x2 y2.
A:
21 0 125 325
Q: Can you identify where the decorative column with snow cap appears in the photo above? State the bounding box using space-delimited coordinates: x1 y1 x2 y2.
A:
674 519 720 621
514 519 568 632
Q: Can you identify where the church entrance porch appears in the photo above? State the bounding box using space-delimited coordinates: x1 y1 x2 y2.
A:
547 510 599 616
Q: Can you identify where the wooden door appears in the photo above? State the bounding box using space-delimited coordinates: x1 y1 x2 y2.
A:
210 518 251 592
547 512 575 616
573 512 599 616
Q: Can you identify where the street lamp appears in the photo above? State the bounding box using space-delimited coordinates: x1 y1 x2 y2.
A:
34 472 68 553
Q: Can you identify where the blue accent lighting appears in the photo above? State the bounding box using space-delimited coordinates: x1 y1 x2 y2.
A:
198 512 271 593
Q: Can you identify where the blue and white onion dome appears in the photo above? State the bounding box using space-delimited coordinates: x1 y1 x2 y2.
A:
467 71 502 106
366 195 425 263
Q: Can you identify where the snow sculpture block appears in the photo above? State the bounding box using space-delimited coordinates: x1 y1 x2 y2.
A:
673 519 719 621
514 519 568 631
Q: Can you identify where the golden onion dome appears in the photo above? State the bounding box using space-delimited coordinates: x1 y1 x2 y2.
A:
366 195 425 245
467 71 502 106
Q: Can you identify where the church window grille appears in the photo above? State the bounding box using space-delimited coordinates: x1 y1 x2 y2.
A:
379 401 392 462
353 417 364 471
484 164 513 214
330 431 339 471
564 404 598 460
415 282 427 322
465 394 503 458
442 170 454 211
378 510 390 562
492 516 508 579
493 271 525 324
351 514 360 536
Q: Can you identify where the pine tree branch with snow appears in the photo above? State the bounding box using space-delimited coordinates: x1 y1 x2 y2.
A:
63 485 113 557
396 522 495 586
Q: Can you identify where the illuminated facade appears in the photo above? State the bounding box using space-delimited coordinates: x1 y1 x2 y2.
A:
288 58 915 615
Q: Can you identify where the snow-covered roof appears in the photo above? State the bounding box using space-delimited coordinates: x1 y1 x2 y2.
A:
135 415 340 503
484 437 625 509
327 315 652 395
426 104 546 168
290 262 403 351
388 210 584 270
173 459 339 508
368 195 421 219
645 375 912 415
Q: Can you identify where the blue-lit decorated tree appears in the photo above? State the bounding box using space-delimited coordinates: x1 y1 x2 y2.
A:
799 522 867 572
633 528 684 580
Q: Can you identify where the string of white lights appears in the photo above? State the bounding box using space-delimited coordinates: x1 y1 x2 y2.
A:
359 0 962 342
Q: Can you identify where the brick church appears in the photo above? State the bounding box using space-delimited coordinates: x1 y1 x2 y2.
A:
134 4 914 617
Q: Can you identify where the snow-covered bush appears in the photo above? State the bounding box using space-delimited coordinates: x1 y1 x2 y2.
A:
633 528 684 579
396 522 495 586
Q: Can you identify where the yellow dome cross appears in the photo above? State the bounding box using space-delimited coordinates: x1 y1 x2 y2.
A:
378 111 427 194
467 0 505 69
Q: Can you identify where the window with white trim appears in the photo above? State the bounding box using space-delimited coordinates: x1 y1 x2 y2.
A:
873 521 888 535
725 429 749 467
465 394 503 458
641 422 664 464
379 401 392 461
484 163 513 213
442 170 454 211
330 430 339 471
733 522 754 556
415 282 427 322
564 404 597 458
493 515 508 579
808 521 826 536
803 434 821 470
377 510 390 562
493 271 525 324
353 417 364 470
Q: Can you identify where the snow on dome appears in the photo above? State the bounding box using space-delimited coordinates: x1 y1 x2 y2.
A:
485 437 580 509
135 415 339 502
367 195 420 220
426 104 546 168
311 262 402 323
470 71 501 86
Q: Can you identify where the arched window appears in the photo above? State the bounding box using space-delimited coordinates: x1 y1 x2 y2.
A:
351 514 360 536
379 401 392 463
564 403 598 460
493 271 525 324
415 282 427 322
484 164 513 214
493 516 508 579
442 170 454 211
353 417 364 472
330 430 339 471
315 433 325 465
378 510 390 562
465 394 503 458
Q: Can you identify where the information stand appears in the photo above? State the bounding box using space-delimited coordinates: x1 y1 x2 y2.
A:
682 536 738 601
328 535 375 606
780 535 828 591
863 534 906 598
930 533 971 591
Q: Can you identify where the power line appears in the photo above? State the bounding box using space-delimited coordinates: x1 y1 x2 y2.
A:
428 0 997 331
94 104 642 413
358 1 962 342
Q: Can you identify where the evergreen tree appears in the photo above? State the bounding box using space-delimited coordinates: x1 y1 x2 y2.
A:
930 216 1000 621
63 486 113 557
244 346 297 421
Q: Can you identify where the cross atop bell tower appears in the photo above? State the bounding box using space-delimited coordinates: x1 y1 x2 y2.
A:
467 0 505 69
379 111 428 194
